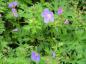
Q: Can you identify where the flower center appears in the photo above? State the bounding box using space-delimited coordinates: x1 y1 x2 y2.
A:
47 14 51 18
35 53 38 57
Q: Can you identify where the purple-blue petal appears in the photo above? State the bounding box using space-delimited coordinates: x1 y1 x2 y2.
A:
31 51 40 62
12 2 17 6
44 18 50 23
8 2 17 8
50 17 54 22
12 8 16 13
41 8 50 17
11 8 18 17
35 54 40 62
58 7 63 15
8 3 13 8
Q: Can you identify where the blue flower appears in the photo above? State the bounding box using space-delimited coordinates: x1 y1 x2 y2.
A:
31 51 40 62
41 8 54 23
8 2 18 8
11 8 18 17
57 7 63 15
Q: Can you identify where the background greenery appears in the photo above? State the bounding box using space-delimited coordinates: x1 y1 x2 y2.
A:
0 0 86 64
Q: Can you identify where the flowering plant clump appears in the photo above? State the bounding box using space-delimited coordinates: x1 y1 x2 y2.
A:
0 0 86 64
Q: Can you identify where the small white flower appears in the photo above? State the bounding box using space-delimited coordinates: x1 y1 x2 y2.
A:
52 51 56 58
0 14 2 17
12 28 18 32
64 19 69 24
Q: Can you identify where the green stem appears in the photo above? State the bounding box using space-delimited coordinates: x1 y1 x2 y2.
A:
36 62 39 64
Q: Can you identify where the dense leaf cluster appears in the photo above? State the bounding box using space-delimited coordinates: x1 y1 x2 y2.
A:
0 0 86 64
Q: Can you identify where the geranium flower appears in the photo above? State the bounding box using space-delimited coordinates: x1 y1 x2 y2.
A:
57 7 63 15
11 8 18 17
41 8 54 23
8 2 17 8
31 51 40 62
